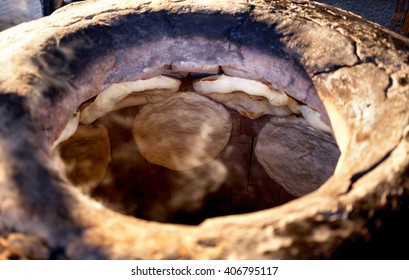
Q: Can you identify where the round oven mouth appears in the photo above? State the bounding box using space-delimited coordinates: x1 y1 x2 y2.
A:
53 71 340 225
0 0 407 260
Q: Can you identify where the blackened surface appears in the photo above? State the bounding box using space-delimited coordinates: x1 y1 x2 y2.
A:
0 94 83 244
332 189 409 259
0 94 29 129
107 12 171 47
37 8 304 98
30 22 114 103
228 14 285 57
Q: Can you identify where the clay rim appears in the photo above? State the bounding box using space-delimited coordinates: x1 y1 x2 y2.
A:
0 0 407 259
46 0 337 217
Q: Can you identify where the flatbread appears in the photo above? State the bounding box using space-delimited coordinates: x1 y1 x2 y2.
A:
57 124 111 194
132 91 232 170
203 90 293 119
80 75 180 124
255 117 340 197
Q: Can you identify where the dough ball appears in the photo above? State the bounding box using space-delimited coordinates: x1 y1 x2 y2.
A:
255 117 340 197
132 91 232 170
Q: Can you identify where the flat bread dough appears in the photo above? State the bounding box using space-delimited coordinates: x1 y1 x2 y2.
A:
80 75 180 124
132 91 232 170
255 117 340 197
57 124 111 194
202 91 293 119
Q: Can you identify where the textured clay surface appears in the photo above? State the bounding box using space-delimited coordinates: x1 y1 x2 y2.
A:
0 0 408 259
